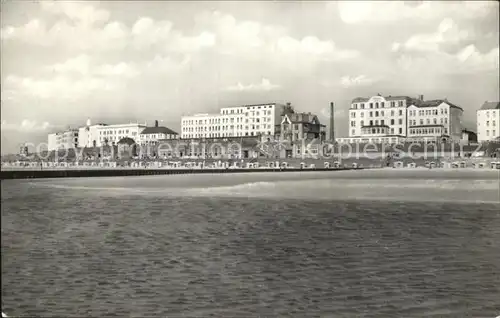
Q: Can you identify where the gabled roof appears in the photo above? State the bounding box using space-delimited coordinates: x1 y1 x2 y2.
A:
140 126 178 135
479 101 500 110
411 99 463 111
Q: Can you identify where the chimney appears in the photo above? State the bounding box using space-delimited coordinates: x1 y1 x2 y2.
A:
418 94 424 101
155 120 159 127
330 102 335 142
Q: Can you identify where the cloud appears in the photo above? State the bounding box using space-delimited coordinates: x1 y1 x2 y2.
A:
3 74 120 101
392 18 471 53
336 1 497 24
340 75 376 88
396 44 499 74
40 1 111 25
225 78 281 92
1 119 53 132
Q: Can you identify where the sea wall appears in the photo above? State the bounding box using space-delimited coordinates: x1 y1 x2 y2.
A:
0 167 362 180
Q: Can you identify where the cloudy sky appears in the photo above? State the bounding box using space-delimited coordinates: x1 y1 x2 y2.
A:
1 0 499 153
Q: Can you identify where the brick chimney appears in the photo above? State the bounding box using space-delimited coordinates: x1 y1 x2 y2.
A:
155 120 158 127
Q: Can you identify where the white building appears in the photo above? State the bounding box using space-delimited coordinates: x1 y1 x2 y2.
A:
47 128 79 151
407 99 463 142
95 123 146 147
344 94 416 143
139 120 178 145
78 118 108 148
181 103 287 139
339 94 464 144
477 101 500 142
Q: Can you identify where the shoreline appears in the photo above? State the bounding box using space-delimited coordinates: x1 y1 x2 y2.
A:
0 167 363 180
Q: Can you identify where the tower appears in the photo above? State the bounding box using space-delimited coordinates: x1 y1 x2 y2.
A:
329 102 335 142
86 118 91 127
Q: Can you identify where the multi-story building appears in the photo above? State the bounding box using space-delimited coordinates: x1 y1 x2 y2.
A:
181 103 287 139
277 107 326 142
346 94 418 143
139 120 178 145
47 128 79 151
407 99 463 142
477 101 500 142
95 123 146 147
78 118 108 148
341 94 464 143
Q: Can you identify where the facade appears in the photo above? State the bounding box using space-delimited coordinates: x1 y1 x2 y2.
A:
276 110 326 142
477 101 500 142
407 99 463 142
95 123 146 147
461 129 478 143
139 120 178 145
47 128 79 151
348 94 416 142
346 94 463 143
78 119 108 148
180 103 287 139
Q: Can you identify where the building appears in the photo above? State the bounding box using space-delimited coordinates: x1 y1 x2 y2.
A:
47 128 79 151
139 120 178 146
341 94 463 143
462 129 478 143
78 118 108 148
276 106 326 142
347 94 417 143
95 123 146 147
407 98 464 142
477 101 500 142
180 103 288 139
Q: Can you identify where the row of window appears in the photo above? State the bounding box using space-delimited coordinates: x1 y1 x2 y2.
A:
352 127 404 135
182 131 273 138
183 124 274 132
408 109 448 116
183 111 274 125
409 118 448 126
220 105 275 115
351 101 405 109
409 128 446 135
351 109 405 118
483 130 498 137
478 110 499 117
100 130 131 135
478 120 497 127
350 119 405 127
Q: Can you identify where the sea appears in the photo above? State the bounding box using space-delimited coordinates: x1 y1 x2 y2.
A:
1 169 500 317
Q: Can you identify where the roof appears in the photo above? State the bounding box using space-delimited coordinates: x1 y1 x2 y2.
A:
479 101 500 110
286 112 320 124
140 126 178 135
351 95 418 103
411 99 463 111
117 137 136 145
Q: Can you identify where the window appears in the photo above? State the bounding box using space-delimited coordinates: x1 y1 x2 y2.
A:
381 120 385 125
399 110 403 116
370 111 373 117
375 111 379 117
391 119 395 125
399 119 403 125
391 110 395 116
361 112 364 118
351 112 356 118
381 102 385 108
399 128 402 134
370 103 373 109
381 111 385 116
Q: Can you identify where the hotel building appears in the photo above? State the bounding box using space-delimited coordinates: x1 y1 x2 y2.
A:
407 99 464 142
78 119 107 148
47 128 79 151
180 103 288 139
95 123 146 147
477 101 500 142
139 120 178 145
338 94 463 143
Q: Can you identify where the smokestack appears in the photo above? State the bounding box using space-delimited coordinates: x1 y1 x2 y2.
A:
155 120 158 127
330 102 335 142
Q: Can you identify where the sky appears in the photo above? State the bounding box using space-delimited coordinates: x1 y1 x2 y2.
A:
1 0 499 154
